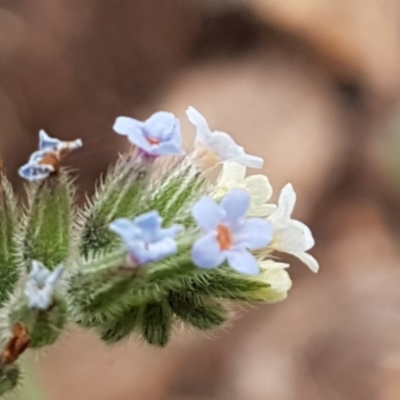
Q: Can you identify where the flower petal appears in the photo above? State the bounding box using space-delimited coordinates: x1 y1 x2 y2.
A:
192 232 225 269
113 116 144 137
234 218 273 250
127 130 153 153
271 219 315 253
186 106 212 142
291 251 319 273
109 218 138 242
39 130 61 151
18 163 53 181
30 260 50 283
277 183 296 218
217 161 246 189
258 261 292 301
154 141 184 156
208 131 243 160
46 265 64 287
221 188 250 224
230 154 264 169
226 249 260 275
145 111 178 141
131 237 178 264
259 260 290 270
248 204 277 218
134 211 162 233
192 197 225 231
245 174 273 206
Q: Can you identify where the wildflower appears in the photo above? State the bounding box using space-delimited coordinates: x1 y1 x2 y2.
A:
110 211 182 266
113 112 184 157
25 261 64 310
191 189 273 275
214 161 277 217
186 106 263 168
267 184 319 272
18 131 83 181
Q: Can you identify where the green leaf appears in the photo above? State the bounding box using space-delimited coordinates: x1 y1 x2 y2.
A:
0 167 19 306
138 300 172 347
180 267 272 302
168 291 227 330
98 305 141 344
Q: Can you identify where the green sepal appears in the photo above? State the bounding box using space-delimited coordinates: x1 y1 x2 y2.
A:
10 299 67 348
20 170 74 271
138 300 172 347
0 169 19 306
98 305 141 344
168 291 227 330
0 363 20 395
78 152 149 258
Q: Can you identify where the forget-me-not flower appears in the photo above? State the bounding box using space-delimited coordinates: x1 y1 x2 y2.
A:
110 211 182 266
113 112 184 157
25 261 64 310
186 106 263 169
19 131 83 181
191 188 273 275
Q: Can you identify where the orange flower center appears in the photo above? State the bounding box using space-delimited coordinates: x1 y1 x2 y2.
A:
38 152 60 171
216 224 233 250
146 136 160 145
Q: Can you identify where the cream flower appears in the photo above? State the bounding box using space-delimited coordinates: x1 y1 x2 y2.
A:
186 106 263 169
214 162 277 217
267 184 319 273
251 260 292 302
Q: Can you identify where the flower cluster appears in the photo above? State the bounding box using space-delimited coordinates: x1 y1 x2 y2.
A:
0 104 318 396
107 106 319 275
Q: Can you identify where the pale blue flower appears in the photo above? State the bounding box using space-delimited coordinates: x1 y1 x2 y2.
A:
18 130 83 181
191 189 273 275
113 112 184 157
110 211 182 265
25 261 64 310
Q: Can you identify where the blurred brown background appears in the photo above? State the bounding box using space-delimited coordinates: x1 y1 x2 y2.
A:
3 0 400 399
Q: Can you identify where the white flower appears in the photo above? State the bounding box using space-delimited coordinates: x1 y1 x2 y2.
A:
186 106 263 169
248 260 292 301
267 184 319 273
24 261 64 310
258 260 292 301
214 162 277 217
